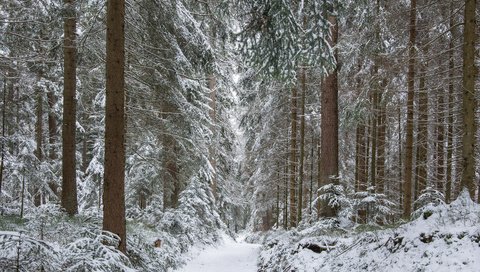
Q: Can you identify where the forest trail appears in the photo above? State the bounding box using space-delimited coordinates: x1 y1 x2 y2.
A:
176 235 261 272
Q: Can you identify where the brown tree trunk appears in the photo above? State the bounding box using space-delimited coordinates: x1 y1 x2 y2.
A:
0 79 6 196
289 85 297 228
318 15 338 218
403 0 416 218
460 0 477 199
416 60 428 202
297 68 306 223
47 88 58 198
445 2 455 204
377 86 386 194
209 75 217 200
436 88 445 194
62 0 78 215
35 87 43 207
103 0 126 253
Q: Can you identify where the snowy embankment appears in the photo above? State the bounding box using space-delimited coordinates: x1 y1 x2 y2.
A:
256 191 480 272
174 234 261 272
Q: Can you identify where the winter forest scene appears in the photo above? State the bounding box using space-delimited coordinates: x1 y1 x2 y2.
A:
0 0 479 271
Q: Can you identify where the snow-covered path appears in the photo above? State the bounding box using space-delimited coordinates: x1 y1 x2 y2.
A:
176 236 261 272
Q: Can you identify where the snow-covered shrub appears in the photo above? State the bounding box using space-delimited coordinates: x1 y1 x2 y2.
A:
0 230 60 271
413 186 445 219
352 187 396 225
317 183 353 223
62 229 134 272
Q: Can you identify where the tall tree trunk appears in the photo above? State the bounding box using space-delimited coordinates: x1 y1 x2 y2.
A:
35 87 43 207
297 68 306 223
416 62 428 201
445 2 455 203
403 0 416 218
289 85 297 228
377 85 386 194
103 0 126 253
47 88 58 198
319 15 339 218
209 74 217 200
0 79 6 196
436 88 445 194
62 0 78 215
460 0 477 199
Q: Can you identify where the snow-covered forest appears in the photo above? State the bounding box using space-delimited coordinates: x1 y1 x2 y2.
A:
0 0 479 271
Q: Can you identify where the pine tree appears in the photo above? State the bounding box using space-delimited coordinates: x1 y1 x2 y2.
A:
62 0 78 216
103 0 126 253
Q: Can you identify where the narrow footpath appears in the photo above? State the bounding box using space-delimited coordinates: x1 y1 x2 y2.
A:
176 235 261 272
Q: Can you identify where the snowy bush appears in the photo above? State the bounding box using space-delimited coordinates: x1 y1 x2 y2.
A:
352 187 396 225
62 229 134 272
413 186 445 219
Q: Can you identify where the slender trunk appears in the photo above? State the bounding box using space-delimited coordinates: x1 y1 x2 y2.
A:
0 79 6 196
309 128 314 215
403 0 416 218
416 60 428 201
62 0 78 215
370 90 377 191
289 86 297 228
377 87 386 194
445 2 455 203
283 155 288 229
460 0 477 199
35 87 43 207
209 75 217 200
103 0 126 253
398 106 403 206
297 69 306 223
47 89 58 198
20 175 25 218
436 88 445 194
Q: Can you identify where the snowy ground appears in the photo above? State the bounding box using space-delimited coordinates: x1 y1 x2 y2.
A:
175 234 261 272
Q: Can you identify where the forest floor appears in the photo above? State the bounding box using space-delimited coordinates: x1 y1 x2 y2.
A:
174 234 261 272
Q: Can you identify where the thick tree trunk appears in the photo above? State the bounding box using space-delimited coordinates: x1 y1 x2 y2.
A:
403 0 416 218
318 15 338 218
62 0 78 215
460 0 477 199
103 0 126 253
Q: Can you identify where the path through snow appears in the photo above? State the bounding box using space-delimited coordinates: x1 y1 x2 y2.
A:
176 235 261 272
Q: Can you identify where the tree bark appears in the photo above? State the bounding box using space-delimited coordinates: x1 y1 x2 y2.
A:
403 0 416 218
289 85 297 228
103 0 126 253
35 87 43 207
318 15 339 218
0 79 6 196
445 1 455 203
416 52 428 202
297 68 306 223
62 0 78 215
460 0 477 199
47 88 58 198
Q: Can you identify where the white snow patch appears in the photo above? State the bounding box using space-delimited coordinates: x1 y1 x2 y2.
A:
175 234 261 272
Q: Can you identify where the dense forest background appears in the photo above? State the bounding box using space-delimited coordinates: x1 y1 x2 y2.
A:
0 0 478 271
